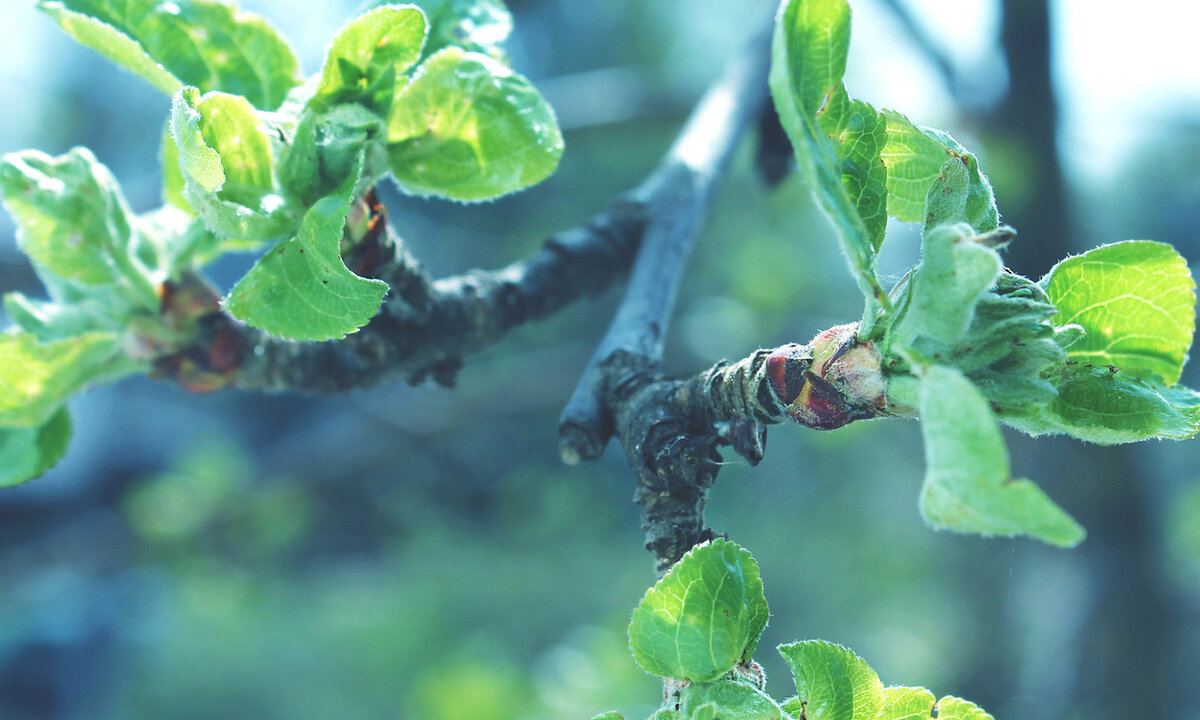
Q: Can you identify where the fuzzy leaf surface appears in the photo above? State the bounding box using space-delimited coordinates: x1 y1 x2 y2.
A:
882 111 997 231
387 46 563 201
1005 365 1200 444
679 679 783 720
1043 240 1196 385
0 148 156 306
777 641 883 720
769 0 888 323
628 539 768 683
0 332 137 428
39 0 299 109
224 163 388 341
0 407 72 488
170 87 292 248
313 5 426 112
918 365 1085 547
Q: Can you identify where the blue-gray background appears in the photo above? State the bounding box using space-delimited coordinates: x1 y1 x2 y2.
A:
2 1 1199 718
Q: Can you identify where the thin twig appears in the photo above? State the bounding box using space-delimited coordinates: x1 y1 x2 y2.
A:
557 10 778 464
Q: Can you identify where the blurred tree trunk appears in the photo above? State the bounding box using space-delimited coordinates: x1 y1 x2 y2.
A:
969 3 1173 719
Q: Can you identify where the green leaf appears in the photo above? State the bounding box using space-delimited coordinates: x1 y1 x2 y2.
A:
387 46 563 202
280 104 390 208
224 161 389 341
39 0 300 110
769 0 889 326
313 5 427 113
776 641 883 720
918 364 1085 547
933 696 994 720
1004 364 1200 444
1042 240 1196 385
627 538 769 683
413 0 512 59
0 332 138 427
878 686 936 720
881 110 998 231
0 406 72 488
679 679 783 720
170 87 293 248
0 148 157 307
896 220 1002 346
590 713 624 720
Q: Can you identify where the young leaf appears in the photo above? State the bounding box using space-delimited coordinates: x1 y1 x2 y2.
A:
0 332 138 428
1042 240 1196 386
415 0 513 59
881 111 998 232
39 0 300 110
170 87 292 248
894 219 1001 347
223 161 389 341
627 538 769 683
878 686 936 720
0 147 157 307
1004 364 1200 444
280 104 389 208
918 364 1085 547
678 678 783 720
387 46 563 202
589 713 624 720
776 641 884 720
312 5 427 113
0 406 72 488
932 696 994 720
769 0 889 325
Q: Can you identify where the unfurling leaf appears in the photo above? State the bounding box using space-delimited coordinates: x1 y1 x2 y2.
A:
224 160 388 341
387 46 563 201
678 679 783 720
627 538 769 683
769 0 889 329
917 364 1085 547
881 110 997 232
170 87 293 248
39 0 300 110
1043 240 1196 385
312 4 427 113
0 332 138 428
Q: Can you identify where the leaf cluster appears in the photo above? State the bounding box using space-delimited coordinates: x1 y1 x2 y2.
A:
0 0 563 485
769 0 1200 546
596 540 995 720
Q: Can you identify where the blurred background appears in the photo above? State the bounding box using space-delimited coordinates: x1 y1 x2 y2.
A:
2 0 1199 718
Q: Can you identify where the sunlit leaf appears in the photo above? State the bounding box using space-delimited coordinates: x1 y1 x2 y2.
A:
39 0 300 109
627 538 769 683
387 46 563 201
878 686 936 720
0 147 157 307
882 110 997 231
1042 240 1196 385
0 406 72 488
776 641 883 720
933 696 994 720
0 332 138 427
224 161 388 341
313 4 427 113
170 87 292 248
769 0 888 325
918 364 1085 547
